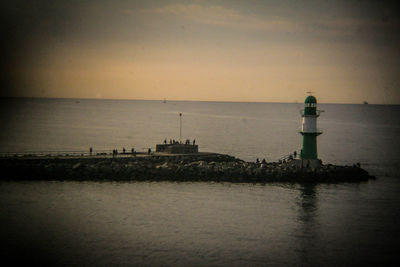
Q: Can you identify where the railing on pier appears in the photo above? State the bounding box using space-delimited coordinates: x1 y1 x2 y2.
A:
0 150 104 157
299 110 324 117
299 127 323 134
0 149 150 158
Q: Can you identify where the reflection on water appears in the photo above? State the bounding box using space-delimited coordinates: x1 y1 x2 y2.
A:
0 180 399 266
299 184 318 222
296 184 318 266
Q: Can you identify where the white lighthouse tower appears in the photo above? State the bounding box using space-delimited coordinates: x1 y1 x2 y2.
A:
298 95 322 168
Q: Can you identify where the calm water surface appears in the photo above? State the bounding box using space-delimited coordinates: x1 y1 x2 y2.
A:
0 98 399 266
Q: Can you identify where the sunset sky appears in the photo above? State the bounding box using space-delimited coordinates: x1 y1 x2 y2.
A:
1 0 400 104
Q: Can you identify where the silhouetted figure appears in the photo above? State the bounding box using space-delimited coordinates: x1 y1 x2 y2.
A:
294 151 297 158
169 139 172 144
164 139 167 144
148 148 151 154
123 147 126 153
89 147 93 155
193 139 196 145
256 158 260 163
262 158 266 164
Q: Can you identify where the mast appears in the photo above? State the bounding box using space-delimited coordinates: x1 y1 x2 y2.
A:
179 113 182 144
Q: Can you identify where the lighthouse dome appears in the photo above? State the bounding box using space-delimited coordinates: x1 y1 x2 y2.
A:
305 95 317 104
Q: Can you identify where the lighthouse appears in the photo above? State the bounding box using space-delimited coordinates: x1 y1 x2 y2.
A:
299 95 322 167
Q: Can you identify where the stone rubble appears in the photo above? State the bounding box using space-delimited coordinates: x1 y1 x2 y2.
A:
0 153 375 183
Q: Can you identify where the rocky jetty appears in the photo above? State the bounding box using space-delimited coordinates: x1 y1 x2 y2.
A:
0 153 374 183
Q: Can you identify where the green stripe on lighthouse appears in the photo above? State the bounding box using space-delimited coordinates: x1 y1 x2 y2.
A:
301 133 318 159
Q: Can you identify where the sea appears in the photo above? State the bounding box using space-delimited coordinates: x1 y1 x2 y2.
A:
0 98 399 266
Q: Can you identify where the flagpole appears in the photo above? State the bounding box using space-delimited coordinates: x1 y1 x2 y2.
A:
179 113 182 144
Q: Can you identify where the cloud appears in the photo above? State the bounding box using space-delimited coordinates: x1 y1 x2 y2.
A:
133 4 299 33
128 3 399 44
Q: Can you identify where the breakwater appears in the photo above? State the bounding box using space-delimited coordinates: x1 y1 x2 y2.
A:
0 153 374 183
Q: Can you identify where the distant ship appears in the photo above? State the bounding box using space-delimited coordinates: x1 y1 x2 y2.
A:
363 101 368 105
163 98 167 103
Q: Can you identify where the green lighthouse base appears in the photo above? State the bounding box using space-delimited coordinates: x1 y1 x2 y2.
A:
300 133 319 160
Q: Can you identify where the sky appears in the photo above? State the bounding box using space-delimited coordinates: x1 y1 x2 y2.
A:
1 0 400 104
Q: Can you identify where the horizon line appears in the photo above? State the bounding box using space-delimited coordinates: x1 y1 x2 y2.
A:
0 95 395 106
